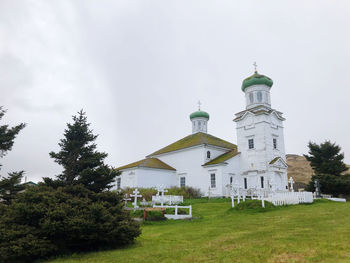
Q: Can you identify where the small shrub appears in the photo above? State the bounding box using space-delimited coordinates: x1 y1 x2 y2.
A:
234 200 275 211
146 210 165 221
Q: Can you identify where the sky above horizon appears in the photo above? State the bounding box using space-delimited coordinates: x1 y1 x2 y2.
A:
1 1 350 183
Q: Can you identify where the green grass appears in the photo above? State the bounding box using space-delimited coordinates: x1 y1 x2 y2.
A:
49 199 350 263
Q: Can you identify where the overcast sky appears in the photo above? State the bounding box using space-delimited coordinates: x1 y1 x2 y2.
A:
1 0 350 183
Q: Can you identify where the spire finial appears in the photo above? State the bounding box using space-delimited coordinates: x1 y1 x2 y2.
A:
253 61 258 73
197 100 201 111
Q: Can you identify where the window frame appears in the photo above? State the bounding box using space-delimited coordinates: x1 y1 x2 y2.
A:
207 151 211 159
273 138 277 149
180 177 186 187
210 173 216 188
248 138 254 149
116 177 121 189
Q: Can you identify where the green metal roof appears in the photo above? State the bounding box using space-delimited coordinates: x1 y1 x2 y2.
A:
190 110 209 120
269 157 281 164
116 158 176 171
148 132 236 157
203 150 240 166
242 71 273 91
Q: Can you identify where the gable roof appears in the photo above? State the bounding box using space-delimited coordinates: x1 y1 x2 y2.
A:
116 158 176 171
148 132 237 157
269 156 288 168
203 150 240 166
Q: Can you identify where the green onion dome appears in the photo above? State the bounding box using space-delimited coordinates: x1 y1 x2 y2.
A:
241 71 273 92
190 110 210 120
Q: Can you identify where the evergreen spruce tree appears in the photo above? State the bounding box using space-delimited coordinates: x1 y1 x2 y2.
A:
0 106 26 204
304 140 348 176
46 110 118 192
0 171 25 205
0 106 25 164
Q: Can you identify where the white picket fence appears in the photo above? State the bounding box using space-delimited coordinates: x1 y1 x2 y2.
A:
153 205 192 220
152 195 183 205
266 191 313 206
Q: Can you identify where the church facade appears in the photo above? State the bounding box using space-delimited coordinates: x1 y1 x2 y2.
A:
116 71 288 196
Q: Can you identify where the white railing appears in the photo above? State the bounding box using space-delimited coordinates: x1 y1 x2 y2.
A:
153 205 192 219
266 191 313 206
152 195 183 205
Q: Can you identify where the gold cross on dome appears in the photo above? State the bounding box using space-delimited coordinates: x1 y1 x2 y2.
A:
198 100 201 111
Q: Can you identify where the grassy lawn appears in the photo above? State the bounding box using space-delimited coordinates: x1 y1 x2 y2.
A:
49 199 350 263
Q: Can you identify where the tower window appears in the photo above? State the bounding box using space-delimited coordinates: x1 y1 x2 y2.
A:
230 176 233 185
249 93 254 103
273 138 277 149
260 176 264 188
244 178 248 189
210 173 216 188
248 139 254 149
207 151 211 159
198 121 201 129
180 177 186 187
257 91 262 102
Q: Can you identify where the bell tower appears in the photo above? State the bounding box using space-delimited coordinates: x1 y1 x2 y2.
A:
234 66 288 192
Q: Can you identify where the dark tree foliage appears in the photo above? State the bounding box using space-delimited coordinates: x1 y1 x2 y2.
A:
306 174 350 197
0 185 141 262
45 110 118 192
304 140 348 176
0 106 26 204
0 172 25 205
0 106 25 164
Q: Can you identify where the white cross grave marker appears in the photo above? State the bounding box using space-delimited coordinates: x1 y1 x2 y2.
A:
130 188 142 209
156 185 168 207
123 194 131 207
289 177 295 192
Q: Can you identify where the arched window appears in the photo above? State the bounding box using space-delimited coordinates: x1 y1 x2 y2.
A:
249 92 254 103
207 151 211 159
198 121 201 129
257 91 262 102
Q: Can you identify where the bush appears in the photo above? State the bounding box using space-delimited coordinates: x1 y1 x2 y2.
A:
234 200 275 211
145 210 165 221
0 185 141 262
306 174 350 198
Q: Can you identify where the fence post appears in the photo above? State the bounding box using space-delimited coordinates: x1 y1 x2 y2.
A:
189 205 192 216
175 205 178 216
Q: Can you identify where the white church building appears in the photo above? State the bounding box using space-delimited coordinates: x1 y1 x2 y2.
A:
116 70 288 196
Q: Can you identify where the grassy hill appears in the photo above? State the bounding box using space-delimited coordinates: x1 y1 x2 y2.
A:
286 154 314 184
49 199 350 263
286 154 350 186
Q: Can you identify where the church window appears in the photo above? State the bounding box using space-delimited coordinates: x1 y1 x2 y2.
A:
273 138 277 149
180 177 186 187
117 177 121 189
198 121 201 129
207 151 211 159
230 176 233 185
249 93 254 103
248 139 254 149
244 178 248 189
210 173 216 188
257 91 262 102
260 176 264 188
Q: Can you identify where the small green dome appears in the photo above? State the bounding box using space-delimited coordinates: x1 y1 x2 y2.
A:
190 110 210 120
241 71 273 91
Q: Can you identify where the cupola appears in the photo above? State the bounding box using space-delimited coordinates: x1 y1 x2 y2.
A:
190 102 209 134
241 68 274 110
